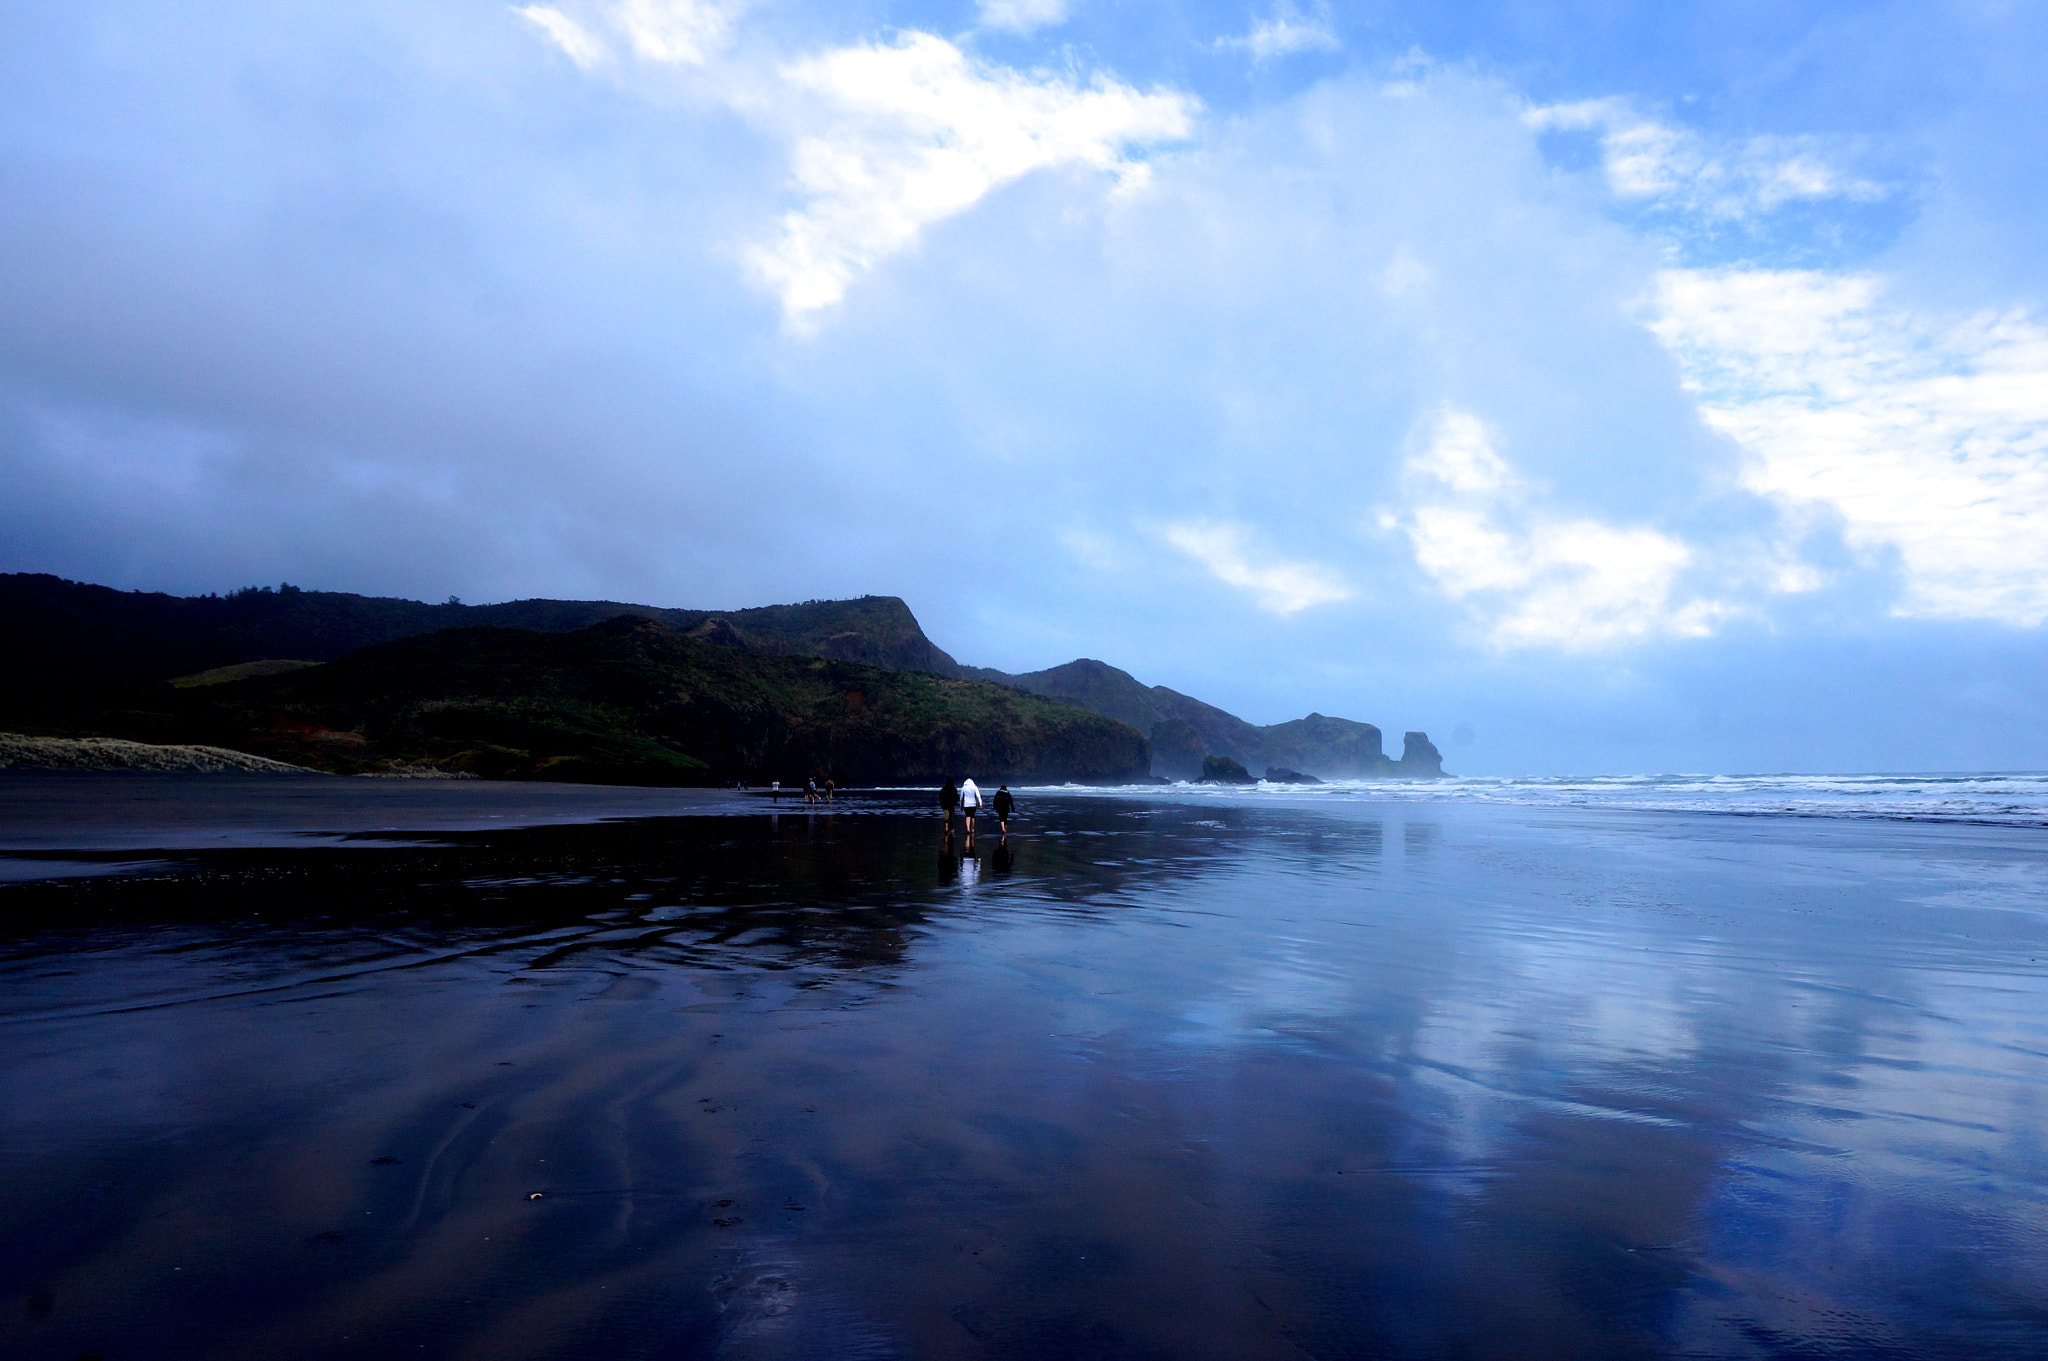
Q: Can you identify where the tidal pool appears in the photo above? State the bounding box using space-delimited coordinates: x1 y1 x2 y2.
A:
2 779 2046 1358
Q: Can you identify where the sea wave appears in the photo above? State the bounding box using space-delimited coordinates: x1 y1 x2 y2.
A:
1040 772 2048 827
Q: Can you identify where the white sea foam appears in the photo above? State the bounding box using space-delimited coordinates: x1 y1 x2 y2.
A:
1039 772 2048 826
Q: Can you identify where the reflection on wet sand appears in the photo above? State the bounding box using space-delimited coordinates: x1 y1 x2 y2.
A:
1 792 2046 1359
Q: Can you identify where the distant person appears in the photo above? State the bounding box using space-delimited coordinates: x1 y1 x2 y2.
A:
825 777 836 804
771 780 781 803
960 778 982 847
940 779 959 838
804 777 818 805
992 783 1014 836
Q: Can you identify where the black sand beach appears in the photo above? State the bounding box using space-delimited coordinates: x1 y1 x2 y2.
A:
3 776 2046 1358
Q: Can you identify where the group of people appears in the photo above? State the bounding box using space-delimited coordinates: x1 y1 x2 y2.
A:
756 776 1018 844
765 778 836 804
939 778 1014 847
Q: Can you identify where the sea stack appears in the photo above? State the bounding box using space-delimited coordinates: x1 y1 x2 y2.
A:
1397 731 1446 778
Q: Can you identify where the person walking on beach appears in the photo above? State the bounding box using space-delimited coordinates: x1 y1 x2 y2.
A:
771 780 781 803
960 777 982 849
992 783 1014 837
940 779 958 839
824 777 836 804
804 777 818 805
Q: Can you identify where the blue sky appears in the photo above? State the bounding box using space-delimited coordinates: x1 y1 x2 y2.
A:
4 1 2046 773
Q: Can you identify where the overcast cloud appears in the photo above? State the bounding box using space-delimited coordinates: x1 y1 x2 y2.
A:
2 0 2045 773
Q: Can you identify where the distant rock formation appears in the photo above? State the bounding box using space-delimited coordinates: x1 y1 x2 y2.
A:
1201 755 1255 784
1396 731 1446 778
1264 767 1322 784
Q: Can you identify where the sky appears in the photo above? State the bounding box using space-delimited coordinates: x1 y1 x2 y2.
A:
3 0 2046 774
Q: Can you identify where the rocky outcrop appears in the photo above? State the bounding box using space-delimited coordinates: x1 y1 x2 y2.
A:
1264 767 1322 784
1257 713 1389 777
1395 731 1446 778
1200 755 1254 784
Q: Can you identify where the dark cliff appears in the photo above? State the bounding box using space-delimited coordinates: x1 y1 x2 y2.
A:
61 616 1148 786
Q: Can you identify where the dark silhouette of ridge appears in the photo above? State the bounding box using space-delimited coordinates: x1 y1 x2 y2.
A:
0 573 967 705
0 573 1444 781
969 658 1442 779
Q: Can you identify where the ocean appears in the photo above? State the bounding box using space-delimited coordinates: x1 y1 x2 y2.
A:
2 771 2045 1358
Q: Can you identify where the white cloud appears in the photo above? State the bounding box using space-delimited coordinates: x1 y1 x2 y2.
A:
1217 3 1341 62
514 6 607 67
1524 98 1886 220
1408 407 1508 491
1164 521 1352 615
512 0 740 68
613 0 738 65
749 33 1195 320
510 11 1195 322
1390 409 1725 649
978 0 1070 35
1649 268 2048 626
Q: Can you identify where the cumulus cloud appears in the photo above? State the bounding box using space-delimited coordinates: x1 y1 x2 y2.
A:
1388 409 1728 649
1217 3 1342 61
1164 521 1352 615
1649 268 2048 626
510 11 1195 323
1525 98 1887 221
751 34 1195 320
978 0 1071 35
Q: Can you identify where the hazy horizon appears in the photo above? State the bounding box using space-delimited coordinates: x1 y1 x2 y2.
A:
5 1 2045 776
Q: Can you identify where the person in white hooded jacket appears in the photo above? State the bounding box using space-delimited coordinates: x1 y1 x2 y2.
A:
958 778 982 845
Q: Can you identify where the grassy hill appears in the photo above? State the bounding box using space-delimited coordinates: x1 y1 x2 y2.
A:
983 658 1410 779
0 574 969 709
55 615 1148 786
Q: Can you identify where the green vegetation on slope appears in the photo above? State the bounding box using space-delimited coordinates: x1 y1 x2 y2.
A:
0 573 967 710
73 615 1148 786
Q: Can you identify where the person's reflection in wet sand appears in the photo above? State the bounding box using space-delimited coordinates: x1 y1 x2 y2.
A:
991 840 1015 876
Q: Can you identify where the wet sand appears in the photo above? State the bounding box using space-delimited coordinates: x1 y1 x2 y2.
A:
2 778 2046 1358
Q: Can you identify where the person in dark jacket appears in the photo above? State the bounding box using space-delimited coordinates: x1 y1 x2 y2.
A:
940 779 959 839
992 784 1015 836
